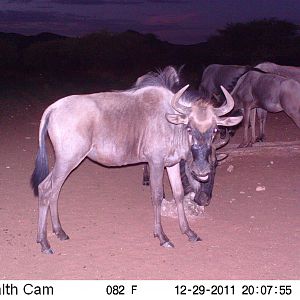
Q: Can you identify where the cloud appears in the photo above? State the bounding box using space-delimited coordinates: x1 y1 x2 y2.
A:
0 10 78 35
145 12 197 26
0 9 142 37
0 5 207 44
0 10 57 23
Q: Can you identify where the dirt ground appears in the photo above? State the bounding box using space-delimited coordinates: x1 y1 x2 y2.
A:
0 96 299 280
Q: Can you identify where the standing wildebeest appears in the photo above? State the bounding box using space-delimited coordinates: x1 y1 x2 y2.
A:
198 63 280 145
231 70 300 147
198 64 253 139
199 64 252 101
31 71 242 254
256 62 300 81
138 66 230 206
249 62 300 143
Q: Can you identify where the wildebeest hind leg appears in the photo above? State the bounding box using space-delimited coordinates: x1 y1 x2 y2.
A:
37 171 70 253
38 155 88 254
37 173 53 254
281 99 300 129
166 164 201 243
48 162 77 241
142 164 150 185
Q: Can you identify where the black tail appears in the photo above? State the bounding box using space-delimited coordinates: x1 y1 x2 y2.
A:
31 113 50 196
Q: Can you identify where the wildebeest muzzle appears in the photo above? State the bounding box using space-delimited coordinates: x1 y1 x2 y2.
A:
190 144 211 182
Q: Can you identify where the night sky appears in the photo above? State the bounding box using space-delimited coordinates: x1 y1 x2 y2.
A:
1 0 300 44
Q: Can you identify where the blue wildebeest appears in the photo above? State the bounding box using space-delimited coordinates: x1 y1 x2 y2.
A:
256 62 300 81
231 70 300 147
31 71 242 254
199 64 252 101
138 66 230 206
198 64 274 144
250 62 300 143
198 64 253 139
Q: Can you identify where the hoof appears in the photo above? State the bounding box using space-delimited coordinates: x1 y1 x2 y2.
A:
161 241 174 248
57 233 70 241
256 135 266 143
187 229 202 242
256 138 265 143
142 181 150 186
38 239 53 254
189 235 202 242
55 230 70 241
238 143 250 148
41 247 54 254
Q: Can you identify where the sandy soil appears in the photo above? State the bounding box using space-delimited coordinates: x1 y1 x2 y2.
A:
0 96 299 280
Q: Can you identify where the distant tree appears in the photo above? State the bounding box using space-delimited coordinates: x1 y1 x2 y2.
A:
0 40 18 69
207 18 300 64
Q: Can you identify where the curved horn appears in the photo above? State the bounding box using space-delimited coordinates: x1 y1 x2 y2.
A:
213 129 230 149
171 84 191 114
213 86 235 116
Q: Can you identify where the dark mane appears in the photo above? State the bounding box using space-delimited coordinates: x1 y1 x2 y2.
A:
225 65 252 93
182 89 213 106
226 66 268 93
131 65 183 92
130 65 214 107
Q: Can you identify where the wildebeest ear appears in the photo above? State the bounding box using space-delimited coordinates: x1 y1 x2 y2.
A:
217 116 243 127
165 113 188 125
216 153 228 162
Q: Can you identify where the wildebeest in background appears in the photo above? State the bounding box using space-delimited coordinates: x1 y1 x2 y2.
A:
256 62 300 81
199 64 252 102
249 62 300 143
198 63 285 145
31 67 242 254
231 70 300 147
198 64 253 139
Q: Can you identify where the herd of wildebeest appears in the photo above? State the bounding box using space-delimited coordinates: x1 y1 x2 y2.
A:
30 61 300 254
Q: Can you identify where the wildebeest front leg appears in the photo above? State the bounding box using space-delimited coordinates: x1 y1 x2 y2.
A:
250 108 256 145
239 106 252 148
166 163 201 242
148 162 173 247
256 108 267 142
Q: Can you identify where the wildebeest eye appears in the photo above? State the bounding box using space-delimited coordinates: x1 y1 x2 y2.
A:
214 128 218 133
187 128 192 134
